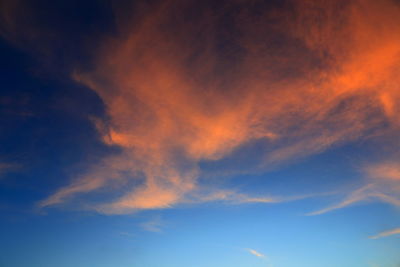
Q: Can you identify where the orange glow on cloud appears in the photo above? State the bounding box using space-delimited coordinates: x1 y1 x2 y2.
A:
367 162 400 181
32 0 400 213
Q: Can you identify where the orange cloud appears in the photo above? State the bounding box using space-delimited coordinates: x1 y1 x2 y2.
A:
33 0 400 213
366 162 400 181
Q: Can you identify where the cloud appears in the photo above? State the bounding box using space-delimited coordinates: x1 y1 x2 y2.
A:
4 0 398 214
307 183 400 216
0 162 19 178
119 231 135 238
366 162 400 181
308 157 400 215
246 248 266 258
307 185 374 215
192 189 329 206
39 174 108 208
140 216 163 233
369 228 400 239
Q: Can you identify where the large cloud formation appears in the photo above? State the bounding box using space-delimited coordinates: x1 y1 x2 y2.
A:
3 0 400 214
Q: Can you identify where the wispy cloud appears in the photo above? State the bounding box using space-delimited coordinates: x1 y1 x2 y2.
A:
308 157 400 215
39 174 108 208
307 184 400 216
192 190 283 204
369 228 400 239
193 189 330 206
246 248 266 258
140 216 163 233
0 162 18 178
119 231 135 238
307 185 374 215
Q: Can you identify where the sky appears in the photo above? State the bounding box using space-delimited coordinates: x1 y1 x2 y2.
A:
1 0 400 266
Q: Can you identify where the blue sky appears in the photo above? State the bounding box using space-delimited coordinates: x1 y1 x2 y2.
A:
1 0 400 266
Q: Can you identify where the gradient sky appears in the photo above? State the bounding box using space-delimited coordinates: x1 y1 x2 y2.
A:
1 0 400 266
